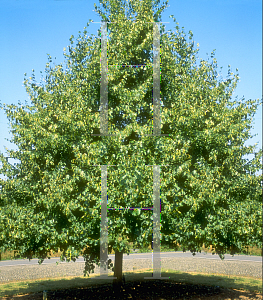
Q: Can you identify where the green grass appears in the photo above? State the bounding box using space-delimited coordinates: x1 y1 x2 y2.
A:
0 268 261 298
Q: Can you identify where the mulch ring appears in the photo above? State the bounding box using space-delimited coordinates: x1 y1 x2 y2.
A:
1 279 223 299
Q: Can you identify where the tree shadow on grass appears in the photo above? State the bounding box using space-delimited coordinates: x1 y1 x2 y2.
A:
0 270 262 299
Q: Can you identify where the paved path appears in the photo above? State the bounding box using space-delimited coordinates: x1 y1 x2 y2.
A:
0 252 262 283
0 251 261 267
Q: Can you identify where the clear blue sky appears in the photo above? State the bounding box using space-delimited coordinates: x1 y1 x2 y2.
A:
0 0 262 173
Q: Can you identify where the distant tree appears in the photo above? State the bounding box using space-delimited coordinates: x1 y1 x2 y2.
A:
0 0 262 285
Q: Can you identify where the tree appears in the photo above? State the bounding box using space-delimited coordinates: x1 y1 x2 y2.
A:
0 0 262 287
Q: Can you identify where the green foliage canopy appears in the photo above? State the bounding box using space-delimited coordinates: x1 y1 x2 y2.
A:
0 0 262 276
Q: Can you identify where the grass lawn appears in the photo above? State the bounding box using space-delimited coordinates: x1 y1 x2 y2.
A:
0 268 262 298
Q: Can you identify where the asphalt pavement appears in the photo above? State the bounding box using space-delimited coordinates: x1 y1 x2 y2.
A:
0 251 261 267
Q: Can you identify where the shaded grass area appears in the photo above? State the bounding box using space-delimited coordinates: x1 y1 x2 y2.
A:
0 268 262 298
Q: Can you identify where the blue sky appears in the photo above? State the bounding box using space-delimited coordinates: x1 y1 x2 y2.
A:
0 0 262 174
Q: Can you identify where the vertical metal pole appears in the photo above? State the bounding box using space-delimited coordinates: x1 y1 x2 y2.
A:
100 21 108 136
144 22 169 280
100 165 108 277
153 22 161 136
152 24 161 277
152 165 161 277
97 22 111 276
91 163 117 280
91 20 116 281
145 165 168 279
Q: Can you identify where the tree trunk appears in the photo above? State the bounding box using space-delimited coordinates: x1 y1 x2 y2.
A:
113 250 124 286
